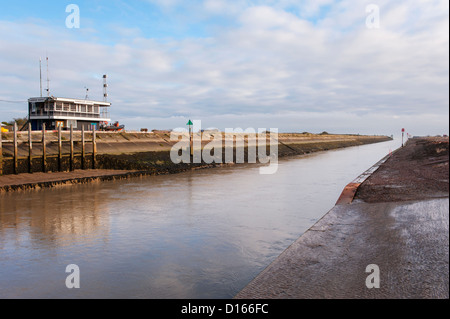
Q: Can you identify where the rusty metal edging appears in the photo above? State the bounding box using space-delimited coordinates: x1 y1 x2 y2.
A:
335 148 400 205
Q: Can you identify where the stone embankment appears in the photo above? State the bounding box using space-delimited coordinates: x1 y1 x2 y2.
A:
0 132 391 192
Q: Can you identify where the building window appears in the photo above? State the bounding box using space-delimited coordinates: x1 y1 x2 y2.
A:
35 102 44 114
67 120 77 128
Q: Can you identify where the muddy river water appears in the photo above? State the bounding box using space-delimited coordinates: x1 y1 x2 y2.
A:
0 139 401 298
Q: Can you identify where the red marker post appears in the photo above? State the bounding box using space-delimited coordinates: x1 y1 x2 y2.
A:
402 128 405 147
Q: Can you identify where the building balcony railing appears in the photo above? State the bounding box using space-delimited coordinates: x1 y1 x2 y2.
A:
30 110 110 119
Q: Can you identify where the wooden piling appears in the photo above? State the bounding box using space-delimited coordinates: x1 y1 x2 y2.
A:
42 123 46 173
81 126 85 170
0 125 3 176
92 128 96 169
28 123 33 173
14 122 18 174
70 124 74 171
58 125 62 172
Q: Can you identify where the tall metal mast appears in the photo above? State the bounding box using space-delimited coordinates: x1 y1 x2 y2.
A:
46 56 50 97
39 58 43 97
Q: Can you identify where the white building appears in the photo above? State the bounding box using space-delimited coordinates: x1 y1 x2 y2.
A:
28 96 111 130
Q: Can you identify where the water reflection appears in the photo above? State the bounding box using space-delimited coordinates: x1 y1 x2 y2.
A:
0 139 400 298
0 187 110 248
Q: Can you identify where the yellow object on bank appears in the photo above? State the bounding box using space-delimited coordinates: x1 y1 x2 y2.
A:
1 127 8 133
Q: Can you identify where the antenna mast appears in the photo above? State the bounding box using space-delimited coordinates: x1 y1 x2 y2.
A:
39 58 43 97
46 56 50 97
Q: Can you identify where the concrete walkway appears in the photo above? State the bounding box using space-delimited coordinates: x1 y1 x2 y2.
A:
236 137 449 299
235 198 449 299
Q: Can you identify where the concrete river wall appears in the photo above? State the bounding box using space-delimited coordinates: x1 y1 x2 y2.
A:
1 131 391 177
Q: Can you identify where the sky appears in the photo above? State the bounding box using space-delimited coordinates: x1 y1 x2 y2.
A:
0 0 448 135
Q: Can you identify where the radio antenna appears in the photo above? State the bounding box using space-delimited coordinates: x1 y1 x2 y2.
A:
39 58 43 97
46 56 50 97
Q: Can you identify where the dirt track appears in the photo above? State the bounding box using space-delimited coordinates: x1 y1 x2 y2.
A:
356 137 449 202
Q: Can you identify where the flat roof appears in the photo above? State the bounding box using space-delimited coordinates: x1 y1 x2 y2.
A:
28 97 111 107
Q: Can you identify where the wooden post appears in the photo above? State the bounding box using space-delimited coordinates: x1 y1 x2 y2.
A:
14 122 18 174
187 120 193 157
70 124 74 171
0 125 3 176
42 123 46 173
402 130 404 147
190 130 193 157
81 126 85 170
28 123 33 173
92 127 96 169
58 125 62 172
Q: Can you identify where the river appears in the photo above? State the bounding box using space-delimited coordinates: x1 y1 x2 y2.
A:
0 138 400 299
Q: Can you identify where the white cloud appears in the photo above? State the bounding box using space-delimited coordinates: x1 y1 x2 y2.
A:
203 0 242 15
0 0 448 136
